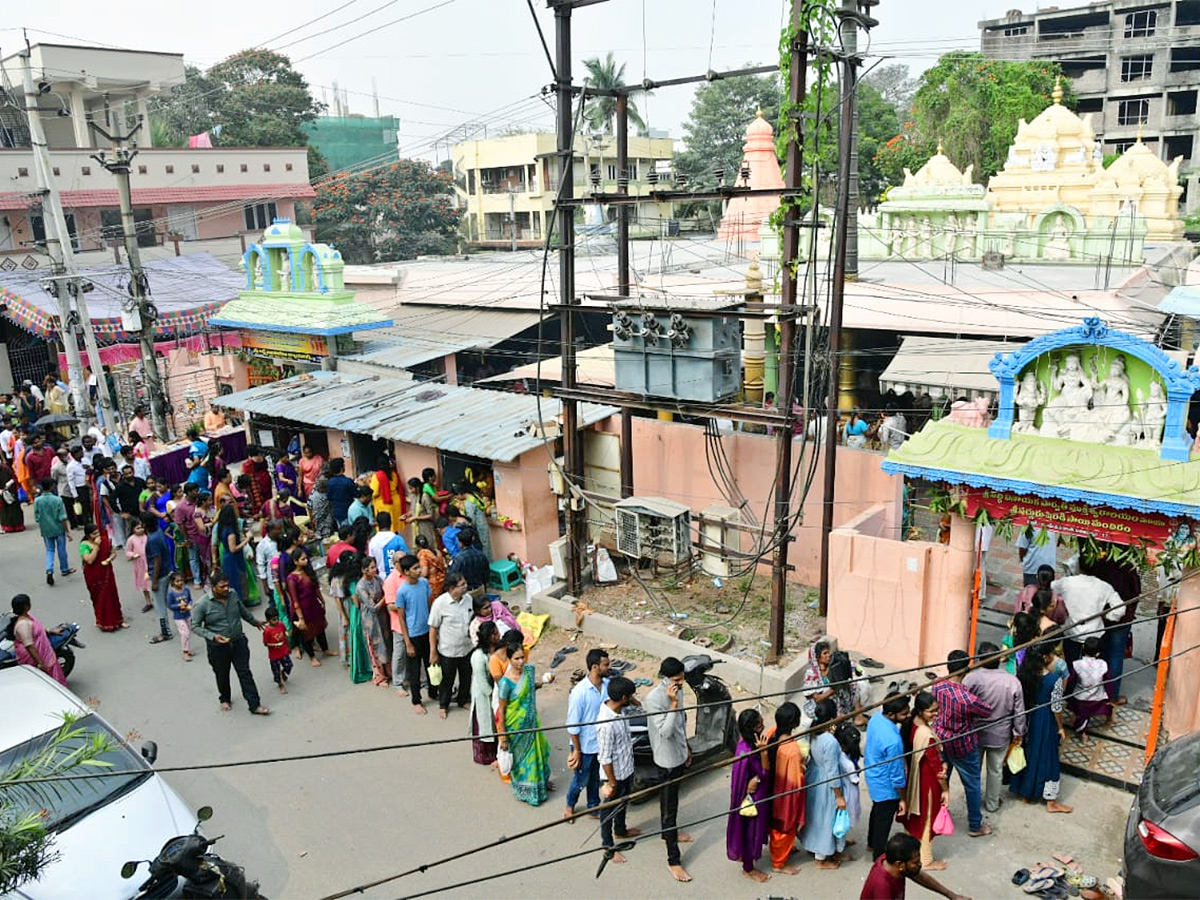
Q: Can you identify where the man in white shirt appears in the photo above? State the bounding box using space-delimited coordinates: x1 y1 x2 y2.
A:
1053 574 1125 671
428 573 474 719
1017 527 1058 586
367 511 409 577
65 447 89 529
0 424 14 461
596 676 641 861
254 520 282 608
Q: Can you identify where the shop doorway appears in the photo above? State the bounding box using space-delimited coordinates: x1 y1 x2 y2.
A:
351 434 391 477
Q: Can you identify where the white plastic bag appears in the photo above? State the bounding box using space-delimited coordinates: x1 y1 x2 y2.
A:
497 747 514 777
594 547 618 585
524 564 554 610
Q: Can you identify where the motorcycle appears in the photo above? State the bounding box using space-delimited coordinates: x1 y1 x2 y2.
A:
120 806 266 899
627 653 737 803
0 616 84 678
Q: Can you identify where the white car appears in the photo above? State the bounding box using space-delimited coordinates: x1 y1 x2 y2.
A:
0 666 195 899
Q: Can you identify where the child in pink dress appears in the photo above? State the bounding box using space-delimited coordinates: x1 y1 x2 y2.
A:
124 520 152 611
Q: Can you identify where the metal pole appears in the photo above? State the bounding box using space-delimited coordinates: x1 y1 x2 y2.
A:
616 93 634 499
767 2 809 663
19 48 91 433
818 15 861 617
91 122 169 441
839 0 860 278
509 188 518 252
554 1 583 596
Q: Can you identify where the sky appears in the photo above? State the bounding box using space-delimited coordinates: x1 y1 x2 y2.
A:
8 0 997 161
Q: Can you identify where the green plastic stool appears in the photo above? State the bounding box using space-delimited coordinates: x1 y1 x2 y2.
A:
488 559 523 592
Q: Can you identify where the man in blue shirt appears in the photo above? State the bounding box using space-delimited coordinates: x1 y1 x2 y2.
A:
347 486 375 526
564 648 610 821
325 458 356 526
142 511 175 644
864 694 911 860
390 553 433 715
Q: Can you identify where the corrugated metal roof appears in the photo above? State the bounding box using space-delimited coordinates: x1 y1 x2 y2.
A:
214 371 617 462
346 307 546 370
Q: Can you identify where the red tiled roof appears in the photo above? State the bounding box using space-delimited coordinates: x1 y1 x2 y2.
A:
0 182 316 211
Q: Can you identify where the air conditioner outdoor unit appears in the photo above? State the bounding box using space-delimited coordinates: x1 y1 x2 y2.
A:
614 496 692 566
699 503 742 578
549 537 569 581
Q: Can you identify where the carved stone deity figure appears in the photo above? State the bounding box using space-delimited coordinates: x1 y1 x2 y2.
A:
1013 371 1047 434
919 217 934 258
1136 380 1168 450
1090 354 1132 442
902 217 919 257
1045 223 1072 260
1040 352 1093 438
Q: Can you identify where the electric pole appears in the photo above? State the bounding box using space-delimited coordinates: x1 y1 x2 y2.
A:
765 0 809 663
90 120 169 442
819 0 877 616
19 46 92 433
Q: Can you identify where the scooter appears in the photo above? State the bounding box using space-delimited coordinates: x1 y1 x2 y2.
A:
120 806 266 899
627 653 737 803
0 616 84 678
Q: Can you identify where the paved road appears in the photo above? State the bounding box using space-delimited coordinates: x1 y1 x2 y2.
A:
3 524 1133 898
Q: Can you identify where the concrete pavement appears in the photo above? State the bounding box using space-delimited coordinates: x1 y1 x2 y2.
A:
2 524 1132 898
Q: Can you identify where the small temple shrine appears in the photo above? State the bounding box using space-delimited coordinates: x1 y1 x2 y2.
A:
857 79 1186 264
210 219 392 371
717 110 785 244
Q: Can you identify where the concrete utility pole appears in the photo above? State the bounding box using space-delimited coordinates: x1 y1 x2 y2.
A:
819 0 877 617
90 120 169 441
509 187 518 252
19 47 93 433
616 93 634 499
765 0 809 663
839 0 862 278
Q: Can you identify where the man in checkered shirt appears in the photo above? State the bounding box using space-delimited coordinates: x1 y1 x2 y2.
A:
596 676 642 862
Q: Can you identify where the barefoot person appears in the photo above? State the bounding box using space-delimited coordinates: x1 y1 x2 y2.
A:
727 708 772 883
767 701 807 874
564 648 610 822
1010 643 1073 814
899 693 950 870
643 657 694 883
190 573 270 715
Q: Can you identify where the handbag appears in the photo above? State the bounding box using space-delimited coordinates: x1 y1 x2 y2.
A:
932 805 954 836
427 662 443 687
738 794 758 818
1006 744 1027 775
832 807 852 839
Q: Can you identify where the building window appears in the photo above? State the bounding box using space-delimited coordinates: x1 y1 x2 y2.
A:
17 167 27 177
51 167 59 176
138 165 147 175
100 209 156 248
263 163 270 172
285 162 293 171
606 164 619 181
1172 48 1200 72
1121 54 1153 81
1169 90 1198 116
165 165 174 174
81 166 91 176
1004 25 1028 36
1124 9 1157 37
191 164 200 174
628 162 638 181
30 214 80 251
240 163 248 173
243 202 278 231
1117 98 1151 125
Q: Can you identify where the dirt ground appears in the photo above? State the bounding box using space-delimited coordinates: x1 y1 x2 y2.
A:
578 566 825 669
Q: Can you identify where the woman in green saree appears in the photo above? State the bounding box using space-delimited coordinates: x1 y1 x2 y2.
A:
496 645 552 806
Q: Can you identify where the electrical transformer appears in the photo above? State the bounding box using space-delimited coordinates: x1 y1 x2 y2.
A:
611 299 742 403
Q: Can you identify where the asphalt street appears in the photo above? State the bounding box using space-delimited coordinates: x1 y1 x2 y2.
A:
3 523 1134 899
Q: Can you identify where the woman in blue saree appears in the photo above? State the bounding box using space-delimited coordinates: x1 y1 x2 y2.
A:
496 645 551 806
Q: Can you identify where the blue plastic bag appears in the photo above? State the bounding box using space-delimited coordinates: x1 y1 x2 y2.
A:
832 807 852 840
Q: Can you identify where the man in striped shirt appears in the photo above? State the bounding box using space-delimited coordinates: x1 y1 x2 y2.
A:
931 650 993 838
597 676 642 862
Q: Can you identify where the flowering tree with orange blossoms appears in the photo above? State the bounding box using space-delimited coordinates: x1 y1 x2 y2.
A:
312 159 461 263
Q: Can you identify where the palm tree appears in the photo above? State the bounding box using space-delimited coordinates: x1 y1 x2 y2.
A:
582 53 646 134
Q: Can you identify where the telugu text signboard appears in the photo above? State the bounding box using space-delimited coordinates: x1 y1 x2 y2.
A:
239 330 329 362
962 487 1177 547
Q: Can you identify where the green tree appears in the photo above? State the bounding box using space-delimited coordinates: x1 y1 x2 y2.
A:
0 714 115 894
880 52 1072 184
581 53 645 134
147 64 218 146
862 63 916 116
676 69 782 190
204 49 324 147
312 159 460 263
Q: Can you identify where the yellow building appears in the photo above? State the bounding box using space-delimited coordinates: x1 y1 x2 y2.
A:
452 132 676 248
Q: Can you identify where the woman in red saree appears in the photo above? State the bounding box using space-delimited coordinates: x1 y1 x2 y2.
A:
766 701 806 875
899 691 950 869
80 522 126 632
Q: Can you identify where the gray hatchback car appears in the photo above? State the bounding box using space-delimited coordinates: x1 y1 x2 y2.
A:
1125 729 1200 898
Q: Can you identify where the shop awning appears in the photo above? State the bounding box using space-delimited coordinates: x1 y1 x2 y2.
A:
214 371 618 462
879 335 1025 400
0 252 241 343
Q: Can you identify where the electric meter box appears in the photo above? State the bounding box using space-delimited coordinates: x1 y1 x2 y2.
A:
610 299 743 403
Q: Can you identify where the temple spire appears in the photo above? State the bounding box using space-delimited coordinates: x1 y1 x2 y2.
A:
1052 75 1063 106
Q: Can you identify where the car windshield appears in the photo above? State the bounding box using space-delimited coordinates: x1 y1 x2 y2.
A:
1153 731 1200 812
0 713 150 832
